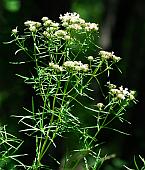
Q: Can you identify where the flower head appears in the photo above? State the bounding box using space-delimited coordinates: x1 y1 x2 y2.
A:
96 103 104 110
88 56 94 61
99 51 121 62
12 27 18 34
108 83 136 101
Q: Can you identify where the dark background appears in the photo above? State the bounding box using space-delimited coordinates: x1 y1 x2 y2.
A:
0 0 145 169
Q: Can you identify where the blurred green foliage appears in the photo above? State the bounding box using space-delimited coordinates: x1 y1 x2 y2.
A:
72 0 104 23
3 0 21 12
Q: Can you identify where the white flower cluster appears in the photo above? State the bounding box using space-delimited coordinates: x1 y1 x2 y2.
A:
54 30 70 40
41 17 71 40
49 62 63 72
41 17 59 29
99 51 121 62
108 83 136 101
24 20 41 32
59 12 98 32
63 61 89 72
49 61 89 72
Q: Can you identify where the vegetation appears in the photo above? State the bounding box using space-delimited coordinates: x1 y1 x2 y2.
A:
0 12 137 169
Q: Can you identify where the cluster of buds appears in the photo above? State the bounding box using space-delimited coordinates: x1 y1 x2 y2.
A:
99 51 121 62
108 83 136 101
63 60 89 72
59 12 98 32
24 20 41 32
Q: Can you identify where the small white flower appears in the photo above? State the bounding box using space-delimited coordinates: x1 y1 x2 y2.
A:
41 17 49 22
74 61 82 66
29 26 36 32
129 94 135 100
74 65 81 71
99 51 112 59
51 22 59 28
88 56 94 61
54 30 67 37
12 27 18 34
112 55 121 62
43 20 53 27
24 20 36 27
96 103 104 110
99 51 120 62
49 62 54 67
64 35 71 40
108 83 117 89
80 64 89 72
59 12 80 23
35 22 41 28
58 66 63 72
85 23 99 31
110 88 119 94
43 31 51 38
52 64 60 70
63 61 75 68
117 93 125 100
69 24 82 30
130 90 136 95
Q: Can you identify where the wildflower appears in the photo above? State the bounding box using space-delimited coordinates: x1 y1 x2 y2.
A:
49 62 54 67
85 23 99 31
119 86 129 96
59 12 80 23
116 93 125 100
99 51 113 60
80 64 89 72
110 88 119 94
12 27 18 34
53 64 60 70
35 22 41 28
129 91 136 100
107 82 117 89
43 31 51 38
69 24 82 30
88 56 94 61
74 65 81 71
108 83 136 101
41 17 49 22
51 22 59 28
54 30 67 38
63 60 89 72
49 62 63 72
24 21 41 30
96 103 104 110
43 20 53 27
112 55 121 62
24 20 35 27
99 51 121 62
29 26 37 32
64 35 71 40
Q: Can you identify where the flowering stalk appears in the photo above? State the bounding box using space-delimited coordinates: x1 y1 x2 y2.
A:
4 12 137 169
